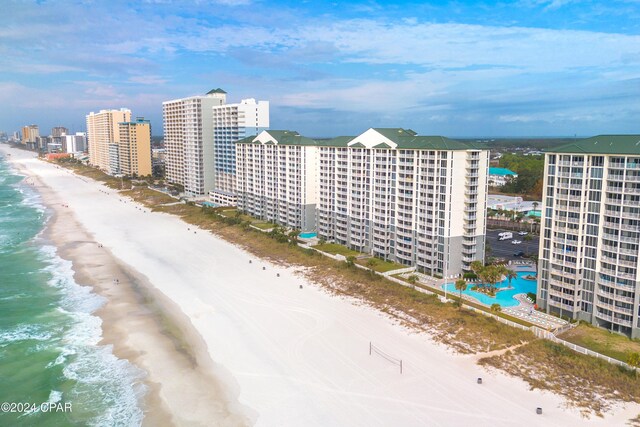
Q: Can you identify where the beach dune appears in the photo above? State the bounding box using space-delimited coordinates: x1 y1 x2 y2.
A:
3 145 637 427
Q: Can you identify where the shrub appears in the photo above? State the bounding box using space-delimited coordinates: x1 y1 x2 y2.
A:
527 292 537 303
463 272 477 280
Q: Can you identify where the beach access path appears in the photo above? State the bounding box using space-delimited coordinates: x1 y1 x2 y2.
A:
4 146 637 427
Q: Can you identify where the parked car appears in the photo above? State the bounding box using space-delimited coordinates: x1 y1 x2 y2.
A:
511 240 522 245
518 231 528 236
514 251 525 257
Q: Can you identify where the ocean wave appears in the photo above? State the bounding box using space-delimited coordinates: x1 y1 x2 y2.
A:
64 345 146 427
37 245 145 426
0 323 53 346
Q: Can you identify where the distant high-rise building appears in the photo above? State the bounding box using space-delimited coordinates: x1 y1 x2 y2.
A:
51 127 68 138
210 98 269 206
538 135 640 338
162 89 227 197
118 118 152 177
86 108 131 173
63 132 87 153
21 125 39 149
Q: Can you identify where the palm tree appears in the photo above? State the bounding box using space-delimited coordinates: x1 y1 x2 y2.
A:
506 269 517 289
490 303 502 313
454 279 467 309
470 260 483 275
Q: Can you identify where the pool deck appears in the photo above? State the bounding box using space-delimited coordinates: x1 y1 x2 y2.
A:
410 265 569 331
501 294 568 330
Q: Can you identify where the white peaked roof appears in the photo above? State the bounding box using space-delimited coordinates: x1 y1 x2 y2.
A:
347 128 398 149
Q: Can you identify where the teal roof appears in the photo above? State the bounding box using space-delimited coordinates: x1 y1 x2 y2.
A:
489 167 517 176
206 88 227 95
547 135 640 155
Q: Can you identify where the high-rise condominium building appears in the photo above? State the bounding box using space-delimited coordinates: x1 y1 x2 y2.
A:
51 127 69 138
63 132 87 153
210 98 269 206
118 118 152 177
236 127 489 275
317 128 488 276
538 135 640 338
21 125 39 148
236 130 319 231
163 89 227 197
86 108 131 173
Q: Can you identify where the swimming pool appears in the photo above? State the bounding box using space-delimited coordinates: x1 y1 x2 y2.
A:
299 232 318 239
443 271 537 307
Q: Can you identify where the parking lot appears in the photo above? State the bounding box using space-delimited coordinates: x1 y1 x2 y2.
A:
487 229 539 261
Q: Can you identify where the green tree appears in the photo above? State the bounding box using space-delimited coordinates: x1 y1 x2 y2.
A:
454 279 467 309
470 260 484 275
490 303 502 313
506 269 517 288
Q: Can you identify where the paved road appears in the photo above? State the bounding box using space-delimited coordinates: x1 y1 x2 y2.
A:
486 229 539 261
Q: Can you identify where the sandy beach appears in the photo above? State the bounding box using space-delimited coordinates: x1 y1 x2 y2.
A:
2 144 638 426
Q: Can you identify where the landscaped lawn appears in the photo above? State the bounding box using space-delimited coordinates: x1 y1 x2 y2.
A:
312 243 362 257
558 323 640 362
357 258 406 273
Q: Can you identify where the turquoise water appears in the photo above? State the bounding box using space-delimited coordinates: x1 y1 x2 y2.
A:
0 153 144 426
299 232 317 239
444 271 537 307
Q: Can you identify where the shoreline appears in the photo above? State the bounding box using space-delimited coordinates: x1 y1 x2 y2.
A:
2 148 252 426
2 145 638 426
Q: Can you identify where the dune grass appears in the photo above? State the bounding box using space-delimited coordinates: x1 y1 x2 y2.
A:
559 323 640 363
479 339 640 417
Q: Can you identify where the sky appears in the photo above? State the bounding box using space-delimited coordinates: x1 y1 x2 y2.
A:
1 0 639 138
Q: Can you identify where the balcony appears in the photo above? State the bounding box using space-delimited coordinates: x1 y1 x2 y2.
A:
548 299 578 312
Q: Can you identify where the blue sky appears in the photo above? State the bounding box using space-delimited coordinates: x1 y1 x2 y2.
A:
1 0 639 137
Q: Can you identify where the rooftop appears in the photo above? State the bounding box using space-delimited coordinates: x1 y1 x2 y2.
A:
547 135 640 155
237 128 486 151
489 167 518 176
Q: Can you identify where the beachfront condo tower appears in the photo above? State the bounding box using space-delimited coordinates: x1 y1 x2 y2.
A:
236 127 489 276
317 128 488 276
236 130 318 232
537 135 640 338
210 98 269 207
21 124 40 150
163 89 269 200
163 89 226 197
118 118 152 177
86 108 132 174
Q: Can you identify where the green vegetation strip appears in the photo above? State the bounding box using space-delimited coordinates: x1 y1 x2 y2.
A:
558 323 640 364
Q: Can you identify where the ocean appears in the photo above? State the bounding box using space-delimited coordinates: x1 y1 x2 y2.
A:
0 153 145 426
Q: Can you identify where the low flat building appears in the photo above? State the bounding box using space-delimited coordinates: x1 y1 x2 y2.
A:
488 167 517 187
